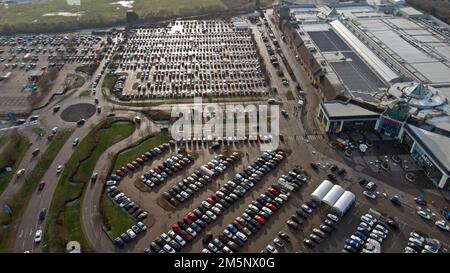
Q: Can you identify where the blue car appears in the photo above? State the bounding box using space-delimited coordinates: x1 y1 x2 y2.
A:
346 239 362 250
111 174 121 181
227 224 238 234
355 231 368 241
195 219 207 228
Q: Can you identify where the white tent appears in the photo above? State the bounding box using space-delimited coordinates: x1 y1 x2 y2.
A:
322 185 345 206
310 180 334 203
332 191 355 216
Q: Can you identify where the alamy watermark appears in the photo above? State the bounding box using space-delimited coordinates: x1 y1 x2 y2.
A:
170 97 280 151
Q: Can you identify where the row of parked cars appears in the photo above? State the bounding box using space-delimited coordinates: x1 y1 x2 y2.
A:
144 150 286 253
114 143 170 178
107 186 148 222
162 153 240 207
114 221 148 248
404 232 441 253
139 152 194 189
343 213 389 253
204 181 292 253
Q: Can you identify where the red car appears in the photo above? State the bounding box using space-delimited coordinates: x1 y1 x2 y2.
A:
178 160 187 167
177 230 193 242
266 203 277 212
116 170 126 177
232 220 244 230
187 212 197 221
141 155 149 162
126 163 136 171
267 187 280 196
136 158 144 165
172 223 183 234
38 182 45 191
255 215 265 225
310 161 319 170
206 197 216 205
183 216 193 225
210 195 220 202
154 167 161 174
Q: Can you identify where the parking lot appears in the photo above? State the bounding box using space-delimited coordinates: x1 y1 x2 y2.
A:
0 34 105 115
109 20 268 100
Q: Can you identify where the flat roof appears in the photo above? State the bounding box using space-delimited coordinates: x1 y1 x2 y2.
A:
308 30 351 52
406 124 450 174
322 101 379 120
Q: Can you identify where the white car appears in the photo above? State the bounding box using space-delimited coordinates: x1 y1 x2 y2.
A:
410 232 425 243
126 229 136 239
266 244 278 253
56 165 63 174
262 206 273 216
374 224 389 234
72 138 79 146
236 231 247 242
163 244 176 253
207 243 218 252
161 232 171 243
301 204 312 214
211 206 222 215
404 246 417 253
202 248 211 253
417 210 431 220
137 221 147 231
371 229 387 239
34 229 43 243
424 244 439 253
175 235 186 246
16 169 26 177
435 220 450 231
205 210 217 221
363 191 377 200
201 201 212 209
327 214 339 222
105 180 116 186
409 237 424 246
185 227 197 237
361 216 375 227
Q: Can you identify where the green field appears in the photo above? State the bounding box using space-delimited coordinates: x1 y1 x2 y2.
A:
44 119 135 252
0 129 72 251
0 132 30 195
0 0 274 34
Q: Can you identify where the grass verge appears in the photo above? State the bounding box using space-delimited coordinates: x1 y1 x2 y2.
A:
71 75 86 89
0 129 72 250
286 90 295 101
44 119 135 252
0 132 30 195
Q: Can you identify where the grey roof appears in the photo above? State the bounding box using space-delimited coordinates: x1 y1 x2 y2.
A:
406 124 450 173
322 101 379 119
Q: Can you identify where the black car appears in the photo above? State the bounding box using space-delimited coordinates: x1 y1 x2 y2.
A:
303 239 315 248
150 242 162 252
287 220 299 230
278 232 291 242
306 199 318 208
218 235 229 244
249 219 262 230
154 237 165 248
337 168 346 175
219 199 231 208
327 174 337 182
231 236 245 247
291 215 304 225
120 233 131 243
227 241 239 252
212 238 224 249
190 223 202 233
114 237 125 247
330 165 338 172
386 219 399 229
296 209 309 219
390 196 402 206
169 240 182 251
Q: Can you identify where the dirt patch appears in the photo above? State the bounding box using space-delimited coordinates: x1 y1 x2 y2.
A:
133 179 149 192
60 103 96 122
156 196 175 212
144 213 156 229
